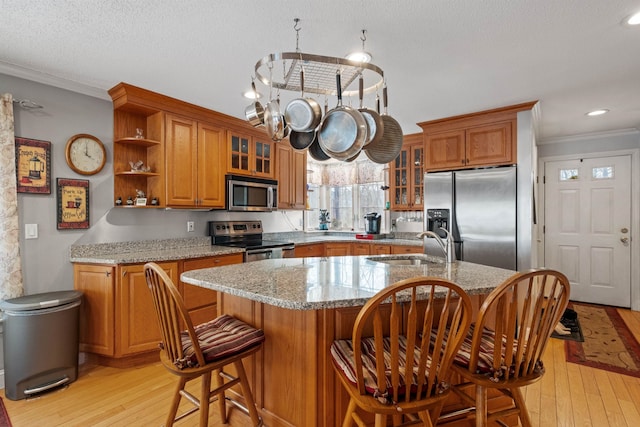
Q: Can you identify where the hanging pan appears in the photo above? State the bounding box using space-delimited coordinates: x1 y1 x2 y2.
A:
364 85 403 164
285 69 322 133
308 138 331 161
287 69 322 150
264 92 288 142
357 75 384 147
244 80 264 127
289 129 316 150
318 71 368 161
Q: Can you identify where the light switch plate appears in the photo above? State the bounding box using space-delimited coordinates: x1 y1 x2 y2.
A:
25 223 38 239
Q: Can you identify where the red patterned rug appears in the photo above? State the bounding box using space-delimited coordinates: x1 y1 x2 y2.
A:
0 397 12 427
565 302 640 378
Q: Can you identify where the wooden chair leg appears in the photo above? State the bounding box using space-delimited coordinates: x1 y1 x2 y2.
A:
233 360 262 426
374 413 387 427
214 369 227 423
342 399 357 427
511 388 532 427
166 377 187 427
199 372 212 427
475 384 488 427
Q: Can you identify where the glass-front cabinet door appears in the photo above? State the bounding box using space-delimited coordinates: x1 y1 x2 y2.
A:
390 133 423 211
227 131 274 178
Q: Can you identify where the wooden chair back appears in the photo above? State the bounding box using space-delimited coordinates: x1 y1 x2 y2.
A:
144 262 206 369
351 277 472 407
468 269 570 382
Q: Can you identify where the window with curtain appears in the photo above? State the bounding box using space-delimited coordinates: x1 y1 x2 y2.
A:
306 158 386 232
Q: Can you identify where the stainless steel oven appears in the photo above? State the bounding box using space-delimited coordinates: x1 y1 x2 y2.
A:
208 220 294 262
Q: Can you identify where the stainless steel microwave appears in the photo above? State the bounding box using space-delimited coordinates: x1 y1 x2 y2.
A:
226 175 277 212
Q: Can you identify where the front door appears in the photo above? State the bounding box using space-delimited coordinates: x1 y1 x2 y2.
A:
544 155 632 307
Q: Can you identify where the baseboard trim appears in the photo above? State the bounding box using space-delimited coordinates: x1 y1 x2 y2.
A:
0 369 4 389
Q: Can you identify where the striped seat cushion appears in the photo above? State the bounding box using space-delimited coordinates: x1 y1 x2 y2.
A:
451 324 543 381
178 314 265 369
331 336 447 405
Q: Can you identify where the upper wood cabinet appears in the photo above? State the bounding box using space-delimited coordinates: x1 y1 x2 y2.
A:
390 133 424 211
276 140 307 210
165 114 226 208
418 101 537 172
109 82 264 209
227 131 274 178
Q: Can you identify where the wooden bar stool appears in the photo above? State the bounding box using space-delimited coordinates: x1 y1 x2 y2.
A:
448 269 570 427
331 277 473 426
144 262 264 426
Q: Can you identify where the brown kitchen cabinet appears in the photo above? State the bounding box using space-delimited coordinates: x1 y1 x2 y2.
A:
227 130 274 178
351 242 372 255
117 262 179 356
325 243 351 256
276 140 307 209
165 114 226 208
419 102 537 172
371 244 392 254
109 82 268 209
179 254 243 326
390 133 424 210
109 83 165 207
74 264 116 356
294 243 325 257
73 253 242 364
391 245 423 254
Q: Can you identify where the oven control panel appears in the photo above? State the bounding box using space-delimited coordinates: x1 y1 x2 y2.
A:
208 220 262 237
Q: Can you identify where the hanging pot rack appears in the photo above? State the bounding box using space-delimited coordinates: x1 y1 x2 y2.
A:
254 52 384 98
254 20 384 98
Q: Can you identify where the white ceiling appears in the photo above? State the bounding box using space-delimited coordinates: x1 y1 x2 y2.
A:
1 1 639 141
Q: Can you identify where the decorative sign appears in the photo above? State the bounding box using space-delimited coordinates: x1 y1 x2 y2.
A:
57 178 90 229
15 137 51 194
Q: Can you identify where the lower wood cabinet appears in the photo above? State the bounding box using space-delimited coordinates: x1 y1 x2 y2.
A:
391 244 423 254
351 242 371 255
325 243 351 256
294 243 325 257
73 253 243 362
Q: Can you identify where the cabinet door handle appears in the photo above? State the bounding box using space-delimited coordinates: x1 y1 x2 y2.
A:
105 271 111 277
122 270 127 277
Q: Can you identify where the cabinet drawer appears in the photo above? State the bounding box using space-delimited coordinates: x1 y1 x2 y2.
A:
295 244 325 257
391 245 422 254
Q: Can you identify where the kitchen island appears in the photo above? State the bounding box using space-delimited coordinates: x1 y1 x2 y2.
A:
181 255 516 427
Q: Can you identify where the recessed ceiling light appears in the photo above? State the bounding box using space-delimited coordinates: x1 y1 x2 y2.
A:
624 11 640 26
586 109 609 116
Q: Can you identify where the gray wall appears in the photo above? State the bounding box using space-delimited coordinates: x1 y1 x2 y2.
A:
2 73 302 297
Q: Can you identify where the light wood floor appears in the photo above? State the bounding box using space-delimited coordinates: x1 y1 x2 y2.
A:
4 308 640 427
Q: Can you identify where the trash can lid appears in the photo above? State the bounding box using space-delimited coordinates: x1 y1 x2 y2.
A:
0 290 82 311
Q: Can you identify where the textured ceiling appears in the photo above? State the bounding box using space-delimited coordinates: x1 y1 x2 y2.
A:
1 0 639 141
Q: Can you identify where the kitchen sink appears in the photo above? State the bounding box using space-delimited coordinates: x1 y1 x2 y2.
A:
366 254 445 266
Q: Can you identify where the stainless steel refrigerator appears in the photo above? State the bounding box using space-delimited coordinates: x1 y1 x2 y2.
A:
423 166 517 270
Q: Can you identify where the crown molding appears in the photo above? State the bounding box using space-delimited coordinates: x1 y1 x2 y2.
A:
0 61 110 101
539 128 640 145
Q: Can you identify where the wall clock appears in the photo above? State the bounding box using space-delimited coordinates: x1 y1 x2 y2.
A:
65 134 106 175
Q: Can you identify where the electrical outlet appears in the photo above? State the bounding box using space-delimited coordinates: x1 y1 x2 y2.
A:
187 221 195 232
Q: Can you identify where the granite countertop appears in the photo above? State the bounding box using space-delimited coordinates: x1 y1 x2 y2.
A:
69 234 422 265
69 237 243 264
181 255 515 310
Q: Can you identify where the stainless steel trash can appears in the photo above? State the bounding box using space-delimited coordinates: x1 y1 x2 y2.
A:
0 290 82 400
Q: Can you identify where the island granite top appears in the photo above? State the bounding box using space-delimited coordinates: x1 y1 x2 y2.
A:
181 255 516 310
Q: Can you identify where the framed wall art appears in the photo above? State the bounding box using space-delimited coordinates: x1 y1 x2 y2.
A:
15 137 52 194
57 178 90 229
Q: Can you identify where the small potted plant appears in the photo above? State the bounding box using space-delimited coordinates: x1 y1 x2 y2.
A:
319 209 330 230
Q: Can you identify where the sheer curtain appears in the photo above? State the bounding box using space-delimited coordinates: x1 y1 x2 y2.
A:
0 93 24 300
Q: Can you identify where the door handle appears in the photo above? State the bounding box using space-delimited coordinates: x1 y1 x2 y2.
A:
621 227 629 233
620 237 629 244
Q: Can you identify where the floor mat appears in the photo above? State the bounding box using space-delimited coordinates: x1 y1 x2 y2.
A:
0 397 12 427
564 301 640 378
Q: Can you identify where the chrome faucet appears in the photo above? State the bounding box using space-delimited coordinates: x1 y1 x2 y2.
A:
417 228 456 263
